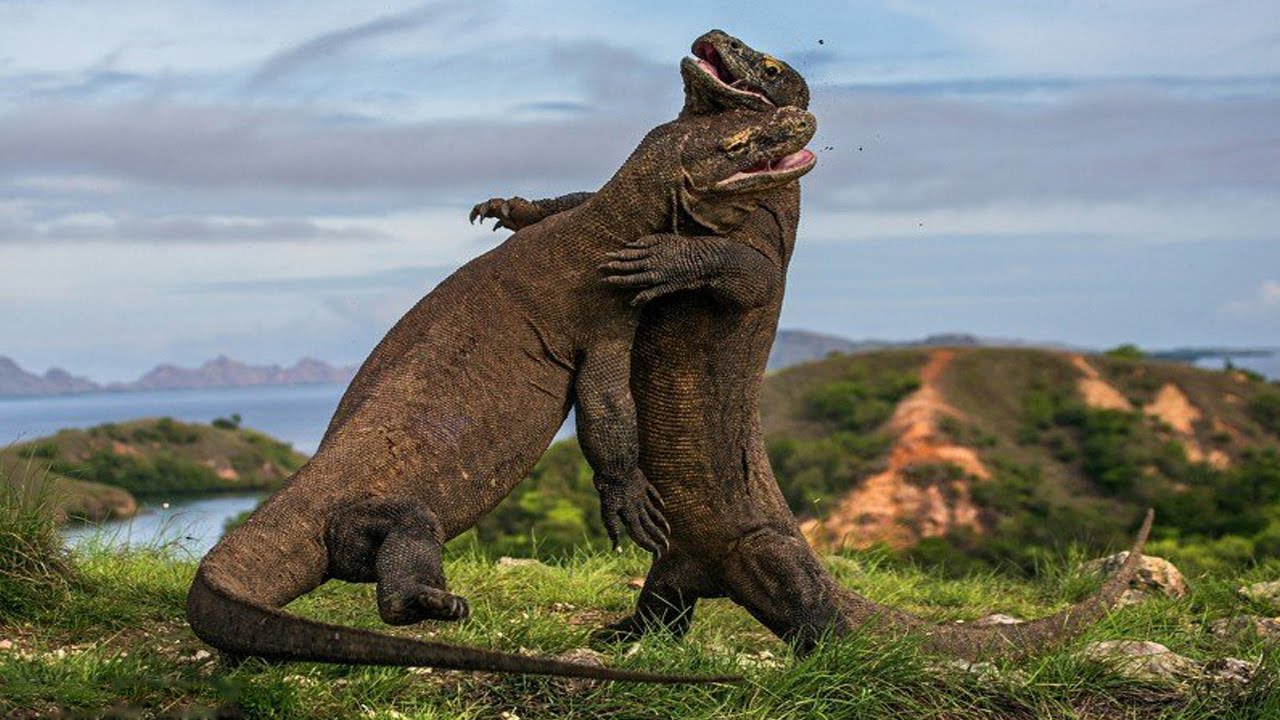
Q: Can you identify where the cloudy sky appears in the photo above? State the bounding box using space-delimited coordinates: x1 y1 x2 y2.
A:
1 0 1277 380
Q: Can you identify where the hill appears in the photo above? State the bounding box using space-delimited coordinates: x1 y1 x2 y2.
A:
482 346 1280 575
759 346 1280 573
0 355 355 397
1 417 306 523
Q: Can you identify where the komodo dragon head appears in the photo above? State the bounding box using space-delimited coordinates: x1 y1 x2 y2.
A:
682 29 809 115
671 105 816 233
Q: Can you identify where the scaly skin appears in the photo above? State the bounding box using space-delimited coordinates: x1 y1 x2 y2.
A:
185 106 817 683
480 29 1158 662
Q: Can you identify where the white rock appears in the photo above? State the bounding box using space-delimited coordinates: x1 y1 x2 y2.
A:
1083 641 1201 685
1239 580 1280 610
971 613 1024 627
496 556 544 568
1081 552 1188 604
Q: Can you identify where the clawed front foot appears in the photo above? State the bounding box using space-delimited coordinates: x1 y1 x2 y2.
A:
597 468 670 556
380 586 471 626
600 235 703 305
468 196 545 232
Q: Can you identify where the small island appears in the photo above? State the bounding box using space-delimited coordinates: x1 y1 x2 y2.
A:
1 416 305 524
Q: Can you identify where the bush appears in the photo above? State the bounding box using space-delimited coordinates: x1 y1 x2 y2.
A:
1105 344 1145 360
0 469 74 621
1250 391 1280 437
212 413 242 431
769 432 891 515
131 417 199 445
802 372 919 433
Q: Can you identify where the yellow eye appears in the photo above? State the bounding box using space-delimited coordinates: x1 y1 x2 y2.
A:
720 129 753 154
763 57 782 78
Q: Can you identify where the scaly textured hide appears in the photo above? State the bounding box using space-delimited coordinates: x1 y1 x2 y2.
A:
480 29 1157 662
185 103 817 682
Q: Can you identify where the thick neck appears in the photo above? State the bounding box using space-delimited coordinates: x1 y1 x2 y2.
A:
572 129 683 250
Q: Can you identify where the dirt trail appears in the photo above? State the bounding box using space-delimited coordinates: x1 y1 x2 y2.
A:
801 349 989 550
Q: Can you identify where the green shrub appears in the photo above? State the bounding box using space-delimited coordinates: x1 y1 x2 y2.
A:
18 442 58 460
0 469 74 622
802 371 919 433
1250 391 1280 437
769 432 891 514
131 417 198 445
1105 343 1145 360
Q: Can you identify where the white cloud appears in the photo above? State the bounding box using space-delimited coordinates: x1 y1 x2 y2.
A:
1222 281 1280 315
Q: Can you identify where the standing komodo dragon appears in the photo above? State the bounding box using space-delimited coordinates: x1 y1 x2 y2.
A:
476 29 1156 662
186 105 818 682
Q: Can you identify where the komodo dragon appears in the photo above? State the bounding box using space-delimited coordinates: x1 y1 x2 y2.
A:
476 29 1157 662
185 105 818 683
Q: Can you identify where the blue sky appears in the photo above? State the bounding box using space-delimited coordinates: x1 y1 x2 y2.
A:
1 1 1277 379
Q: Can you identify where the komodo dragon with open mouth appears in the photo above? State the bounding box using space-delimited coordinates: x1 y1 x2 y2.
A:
185 104 818 683
476 29 1157 662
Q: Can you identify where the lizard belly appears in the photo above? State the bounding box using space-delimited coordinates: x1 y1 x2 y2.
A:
633 296 794 557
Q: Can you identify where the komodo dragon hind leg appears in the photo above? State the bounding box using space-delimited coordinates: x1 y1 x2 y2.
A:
326 497 470 626
592 546 721 645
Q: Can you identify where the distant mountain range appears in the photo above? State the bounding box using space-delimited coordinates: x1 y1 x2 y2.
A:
2 332 1274 397
0 355 357 397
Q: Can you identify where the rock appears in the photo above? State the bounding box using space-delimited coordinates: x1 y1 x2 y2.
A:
928 659 1030 685
1203 657 1260 689
496 556 544 568
1239 580 1280 610
1083 641 1202 685
735 649 784 670
971 613 1024 627
0 639 13 651
1081 552 1187 604
1207 615 1280 642
553 648 608 693
1083 641 1258 691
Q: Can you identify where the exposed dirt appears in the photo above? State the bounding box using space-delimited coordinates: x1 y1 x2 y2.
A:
802 350 988 550
1144 384 1201 435
1142 383 1229 469
1069 355 1133 411
110 441 143 458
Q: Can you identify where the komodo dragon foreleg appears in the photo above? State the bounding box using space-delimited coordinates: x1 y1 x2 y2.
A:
576 338 670 554
470 192 594 232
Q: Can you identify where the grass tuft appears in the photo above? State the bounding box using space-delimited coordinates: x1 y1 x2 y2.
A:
0 460 76 622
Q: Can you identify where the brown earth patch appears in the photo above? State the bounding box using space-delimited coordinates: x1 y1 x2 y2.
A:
1141 383 1230 469
802 350 988 550
1144 384 1201 435
110 441 143 458
1069 355 1133 411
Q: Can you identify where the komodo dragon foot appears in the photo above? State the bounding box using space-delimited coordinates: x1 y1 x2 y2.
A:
327 496 471 626
469 196 547 232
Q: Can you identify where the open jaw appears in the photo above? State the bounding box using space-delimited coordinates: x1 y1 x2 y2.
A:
692 40 771 104
716 148 816 190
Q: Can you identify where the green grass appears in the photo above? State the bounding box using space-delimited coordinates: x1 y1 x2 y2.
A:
4 531 1280 718
0 470 75 623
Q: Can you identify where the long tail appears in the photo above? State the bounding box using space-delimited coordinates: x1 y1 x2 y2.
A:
834 508 1155 661
186 570 739 683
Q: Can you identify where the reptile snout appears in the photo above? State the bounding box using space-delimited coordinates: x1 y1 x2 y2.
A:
770 107 817 142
